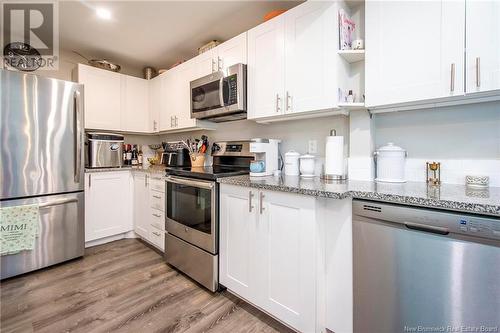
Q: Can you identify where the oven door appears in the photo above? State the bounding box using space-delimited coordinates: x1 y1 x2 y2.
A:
165 176 217 254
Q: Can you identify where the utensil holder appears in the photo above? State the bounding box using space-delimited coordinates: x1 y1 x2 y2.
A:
190 153 205 167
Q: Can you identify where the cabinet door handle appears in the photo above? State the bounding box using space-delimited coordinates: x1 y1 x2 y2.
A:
218 57 223 71
170 116 173 128
248 191 254 212
212 59 216 73
153 120 157 131
152 231 160 236
153 195 161 199
88 174 91 188
476 57 481 88
259 192 265 214
176 116 178 127
145 174 148 187
152 213 161 218
450 63 455 92
286 91 292 111
275 94 281 113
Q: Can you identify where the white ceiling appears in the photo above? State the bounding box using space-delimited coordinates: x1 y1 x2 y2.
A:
60 1 302 72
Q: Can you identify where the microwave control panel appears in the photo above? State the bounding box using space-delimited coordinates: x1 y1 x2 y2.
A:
226 74 238 105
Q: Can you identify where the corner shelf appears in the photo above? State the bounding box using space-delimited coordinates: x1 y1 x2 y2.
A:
338 49 365 63
338 102 366 111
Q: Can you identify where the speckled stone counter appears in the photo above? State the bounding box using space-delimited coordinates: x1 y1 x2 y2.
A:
85 166 166 176
218 175 500 217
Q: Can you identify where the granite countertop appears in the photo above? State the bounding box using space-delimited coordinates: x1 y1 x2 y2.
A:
218 175 500 217
85 165 166 176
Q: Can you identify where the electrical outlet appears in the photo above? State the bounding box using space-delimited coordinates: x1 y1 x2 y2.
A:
308 140 318 154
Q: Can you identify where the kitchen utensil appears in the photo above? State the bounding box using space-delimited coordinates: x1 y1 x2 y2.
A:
143 66 157 79
250 160 266 173
374 142 407 183
73 51 121 72
299 154 315 177
284 150 300 176
190 153 206 167
323 129 346 180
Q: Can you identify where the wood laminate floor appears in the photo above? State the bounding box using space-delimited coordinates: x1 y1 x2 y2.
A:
0 239 294 333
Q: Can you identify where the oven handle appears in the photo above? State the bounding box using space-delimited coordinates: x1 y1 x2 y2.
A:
166 176 215 190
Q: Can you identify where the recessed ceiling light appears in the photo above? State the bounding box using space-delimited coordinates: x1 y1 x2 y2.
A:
96 8 111 20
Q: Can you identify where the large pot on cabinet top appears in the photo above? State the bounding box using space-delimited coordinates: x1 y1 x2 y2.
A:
374 143 407 183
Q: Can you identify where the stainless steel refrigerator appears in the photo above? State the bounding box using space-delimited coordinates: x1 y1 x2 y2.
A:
0 69 85 279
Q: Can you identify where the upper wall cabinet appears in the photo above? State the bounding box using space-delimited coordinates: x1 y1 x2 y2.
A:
365 1 466 108
466 1 500 94
123 76 150 133
248 1 340 121
77 64 150 132
77 64 123 131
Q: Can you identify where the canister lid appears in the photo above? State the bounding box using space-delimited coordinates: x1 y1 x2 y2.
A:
285 150 300 157
377 142 406 152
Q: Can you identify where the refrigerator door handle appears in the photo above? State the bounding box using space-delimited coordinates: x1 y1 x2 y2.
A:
39 198 78 208
74 90 82 182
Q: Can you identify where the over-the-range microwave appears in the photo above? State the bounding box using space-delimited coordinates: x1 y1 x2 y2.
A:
190 63 246 122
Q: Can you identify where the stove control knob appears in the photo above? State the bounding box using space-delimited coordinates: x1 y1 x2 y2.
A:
212 143 221 152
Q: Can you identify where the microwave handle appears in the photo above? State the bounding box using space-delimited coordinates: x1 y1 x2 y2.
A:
219 77 225 107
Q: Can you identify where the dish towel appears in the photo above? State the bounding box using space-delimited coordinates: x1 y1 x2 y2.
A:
0 204 40 256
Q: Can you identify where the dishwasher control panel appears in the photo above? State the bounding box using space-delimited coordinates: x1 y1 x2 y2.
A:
457 216 500 240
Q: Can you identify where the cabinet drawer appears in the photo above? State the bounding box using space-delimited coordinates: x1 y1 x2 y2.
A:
150 190 164 211
150 209 164 231
150 178 165 193
149 226 165 251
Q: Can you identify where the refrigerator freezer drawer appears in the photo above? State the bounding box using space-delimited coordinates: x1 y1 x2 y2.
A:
0 192 85 279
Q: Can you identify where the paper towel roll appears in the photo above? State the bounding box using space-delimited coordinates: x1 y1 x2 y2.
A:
325 135 345 176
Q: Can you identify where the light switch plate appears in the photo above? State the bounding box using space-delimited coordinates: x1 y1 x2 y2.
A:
308 140 318 154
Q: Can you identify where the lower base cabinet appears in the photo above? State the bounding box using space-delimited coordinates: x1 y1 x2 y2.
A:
132 173 165 252
219 184 316 332
85 171 133 242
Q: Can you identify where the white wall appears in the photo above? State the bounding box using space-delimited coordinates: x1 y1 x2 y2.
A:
160 116 349 157
373 101 500 186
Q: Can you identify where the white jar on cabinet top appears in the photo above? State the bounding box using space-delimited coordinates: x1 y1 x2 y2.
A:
285 150 301 176
374 143 407 183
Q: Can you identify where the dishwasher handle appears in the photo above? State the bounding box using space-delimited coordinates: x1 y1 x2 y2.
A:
404 222 449 235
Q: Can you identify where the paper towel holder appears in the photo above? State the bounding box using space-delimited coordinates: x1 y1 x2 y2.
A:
321 128 347 181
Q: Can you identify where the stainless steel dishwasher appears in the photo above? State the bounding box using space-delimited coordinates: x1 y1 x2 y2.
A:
353 199 500 333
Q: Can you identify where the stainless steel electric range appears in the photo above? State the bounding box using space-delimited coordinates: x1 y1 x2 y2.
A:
164 141 254 292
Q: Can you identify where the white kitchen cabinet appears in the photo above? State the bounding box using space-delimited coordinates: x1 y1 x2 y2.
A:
284 1 336 114
365 0 465 107
215 32 247 73
85 171 133 243
77 64 122 130
248 1 339 121
194 48 216 77
158 69 177 131
247 15 285 119
466 1 500 94
133 173 149 238
149 74 162 133
219 184 316 333
123 75 150 133
219 185 257 298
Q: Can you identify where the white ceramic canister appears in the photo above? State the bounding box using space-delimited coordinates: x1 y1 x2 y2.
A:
284 150 301 176
299 154 315 177
374 143 407 183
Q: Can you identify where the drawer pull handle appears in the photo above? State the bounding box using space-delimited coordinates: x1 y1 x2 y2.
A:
152 213 161 217
152 195 161 199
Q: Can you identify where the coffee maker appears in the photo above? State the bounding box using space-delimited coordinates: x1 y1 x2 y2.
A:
249 138 281 177
161 141 191 167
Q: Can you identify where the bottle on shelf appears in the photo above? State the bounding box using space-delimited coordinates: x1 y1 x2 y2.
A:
125 144 132 166
138 146 143 166
131 145 138 166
